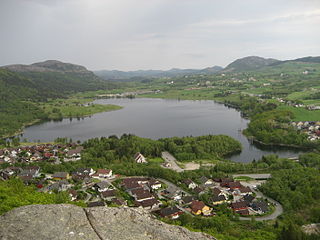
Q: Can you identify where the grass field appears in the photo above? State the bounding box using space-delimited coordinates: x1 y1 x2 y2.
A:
42 97 123 119
278 105 320 121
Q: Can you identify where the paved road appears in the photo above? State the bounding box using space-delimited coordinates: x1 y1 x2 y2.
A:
161 151 184 172
239 182 283 221
157 178 190 197
233 173 271 180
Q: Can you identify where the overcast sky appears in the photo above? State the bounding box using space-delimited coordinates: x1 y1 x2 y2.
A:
1 0 320 70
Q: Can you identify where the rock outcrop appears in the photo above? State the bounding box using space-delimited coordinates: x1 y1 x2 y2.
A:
0 204 215 240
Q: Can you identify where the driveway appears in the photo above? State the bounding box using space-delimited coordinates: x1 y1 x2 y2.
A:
161 151 184 172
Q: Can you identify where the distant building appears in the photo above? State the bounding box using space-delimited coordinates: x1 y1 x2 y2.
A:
134 152 147 163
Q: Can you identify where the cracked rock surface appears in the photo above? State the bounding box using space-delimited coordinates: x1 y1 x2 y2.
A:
0 204 215 240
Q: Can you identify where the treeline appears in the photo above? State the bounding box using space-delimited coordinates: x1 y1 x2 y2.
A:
244 109 312 147
161 135 242 161
222 95 277 117
82 134 242 163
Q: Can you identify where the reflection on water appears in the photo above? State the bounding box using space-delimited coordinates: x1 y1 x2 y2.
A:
22 98 304 163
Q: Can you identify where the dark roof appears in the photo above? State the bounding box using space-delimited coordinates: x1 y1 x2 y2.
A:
111 198 126 206
198 176 209 184
193 187 205 194
181 196 196 204
87 201 106 207
159 206 182 217
228 181 242 189
95 181 110 189
135 198 159 208
239 186 252 193
123 181 141 190
52 172 68 179
135 191 153 201
69 189 78 197
212 188 221 195
231 201 247 210
251 201 268 213
182 179 194 185
212 194 226 202
244 194 255 203
101 190 117 198
236 209 250 215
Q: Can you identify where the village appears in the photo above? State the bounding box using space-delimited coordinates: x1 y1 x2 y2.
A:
0 145 274 221
291 121 320 141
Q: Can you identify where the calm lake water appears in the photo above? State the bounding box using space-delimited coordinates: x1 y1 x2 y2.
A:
22 98 303 162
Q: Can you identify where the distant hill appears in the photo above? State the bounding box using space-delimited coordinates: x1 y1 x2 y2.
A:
3 60 89 73
224 56 280 72
95 66 223 81
1 60 116 95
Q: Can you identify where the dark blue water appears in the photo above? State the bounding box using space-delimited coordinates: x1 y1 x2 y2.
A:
22 98 303 162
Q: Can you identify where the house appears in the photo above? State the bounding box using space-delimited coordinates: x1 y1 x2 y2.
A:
111 198 127 206
48 180 70 192
190 200 212 216
148 179 162 190
132 189 154 202
193 186 205 195
134 152 147 163
164 186 183 201
66 146 83 159
199 176 214 186
212 194 227 205
181 196 197 205
94 181 111 192
231 201 248 212
101 189 117 201
92 169 113 179
19 166 40 178
75 168 95 177
238 186 252 195
159 206 183 219
0 167 21 180
224 181 242 190
69 189 78 201
236 209 250 215
251 201 269 213
52 172 69 180
182 179 197 189
135 198 160 210
87 201 106 207
122 181 142 192
243 194 255 204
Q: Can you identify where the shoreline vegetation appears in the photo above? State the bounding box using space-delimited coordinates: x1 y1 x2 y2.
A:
2 98 123 140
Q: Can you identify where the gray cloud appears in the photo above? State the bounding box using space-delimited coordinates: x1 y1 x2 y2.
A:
0 0 319 70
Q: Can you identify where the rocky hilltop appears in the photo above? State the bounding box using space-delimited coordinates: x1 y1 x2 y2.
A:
0 204 215 240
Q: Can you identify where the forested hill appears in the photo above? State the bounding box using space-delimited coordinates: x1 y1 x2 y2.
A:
1 60 117 96
0 60 119 138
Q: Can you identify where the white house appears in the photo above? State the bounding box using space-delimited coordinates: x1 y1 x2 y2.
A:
134 152 147 163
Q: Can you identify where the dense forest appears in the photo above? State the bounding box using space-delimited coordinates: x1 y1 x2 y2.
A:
82 134 242 163
0 68 118 137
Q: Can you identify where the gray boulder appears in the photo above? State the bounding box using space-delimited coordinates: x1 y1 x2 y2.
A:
0 204 215 240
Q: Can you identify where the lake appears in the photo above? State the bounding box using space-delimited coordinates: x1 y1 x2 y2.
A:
22 98 303 162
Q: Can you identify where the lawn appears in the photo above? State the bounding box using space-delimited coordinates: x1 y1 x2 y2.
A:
41 97 123 119
278 105 320 121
